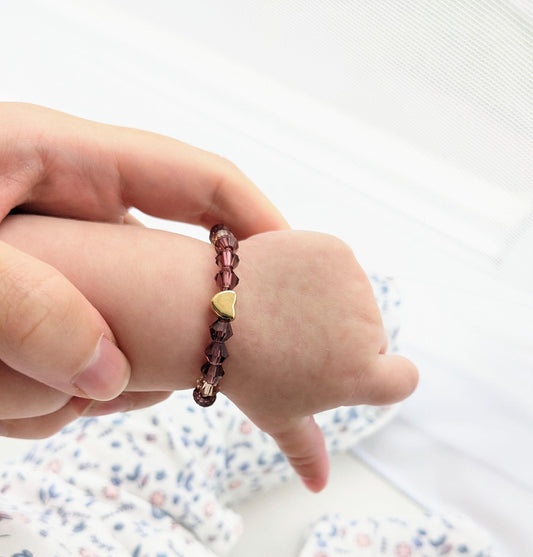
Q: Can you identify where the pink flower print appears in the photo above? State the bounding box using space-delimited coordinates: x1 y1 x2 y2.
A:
356 533 371 547
12 512 30 525
240 421 252 434
229 479 242 490
204 501 216 517
46 459 62 474
395 542 412 557
150 490 166 507
102 484 119 500
79 549 98 557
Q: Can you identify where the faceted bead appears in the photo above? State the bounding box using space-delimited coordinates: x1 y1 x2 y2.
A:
205 341 228 364
209 224 231 245
216 249 239 269
201 362 225 384
209 318 233 342
210 224 238 252
193 387 216 407
215 268 239 290
214 234 238 253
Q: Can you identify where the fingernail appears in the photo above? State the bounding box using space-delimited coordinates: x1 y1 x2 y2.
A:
73 335 131 401
0 422 9 437
81 394 133 417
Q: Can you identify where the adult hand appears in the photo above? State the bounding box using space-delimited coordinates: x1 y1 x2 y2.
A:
0 103 288 410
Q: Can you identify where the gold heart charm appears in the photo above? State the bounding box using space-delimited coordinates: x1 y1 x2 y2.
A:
211 290 237 321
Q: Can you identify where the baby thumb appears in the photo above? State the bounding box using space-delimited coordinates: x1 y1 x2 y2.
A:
271 415 330 492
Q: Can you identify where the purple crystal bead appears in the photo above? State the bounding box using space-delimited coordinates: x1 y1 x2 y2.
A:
209 224 231 244
205 341 228 364
210 318 233 342
214 235 238 253
201 362 225 384
216 249 239 269
215 268 239 290
193 387 216 407
193 224 240 408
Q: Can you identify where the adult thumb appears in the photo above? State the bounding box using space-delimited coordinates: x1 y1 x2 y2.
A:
271 415 330 493
0 240 130 400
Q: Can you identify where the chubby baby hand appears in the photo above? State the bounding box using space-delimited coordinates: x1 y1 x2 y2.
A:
0 216 418 491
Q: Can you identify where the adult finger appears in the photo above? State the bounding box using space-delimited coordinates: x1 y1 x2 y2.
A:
354 354 419 406
0 361 70 419
0 392 172 439
1 103 289 238
0 240 131 401
70 391 171 417
0 398 91 439
0 351 169 421
111 125 290 238
271 416 330 493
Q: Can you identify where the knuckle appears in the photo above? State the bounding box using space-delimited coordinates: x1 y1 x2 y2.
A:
345 362 369 405
0 263 68 352
329 236 360 269
216 155 241 175
201 156 245 225
328 234 353 255
305 232 356 269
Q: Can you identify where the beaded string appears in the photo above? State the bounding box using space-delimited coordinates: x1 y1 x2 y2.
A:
193 224 239 407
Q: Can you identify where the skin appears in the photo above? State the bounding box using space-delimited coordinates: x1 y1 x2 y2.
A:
0 101 287 409
0 215 418 492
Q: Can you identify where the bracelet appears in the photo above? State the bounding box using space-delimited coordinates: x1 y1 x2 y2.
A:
193 224 239 407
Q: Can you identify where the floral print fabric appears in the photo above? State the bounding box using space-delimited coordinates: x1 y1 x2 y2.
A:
0 277 491 556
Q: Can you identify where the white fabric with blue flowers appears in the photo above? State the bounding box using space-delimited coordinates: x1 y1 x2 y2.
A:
0 278 492 557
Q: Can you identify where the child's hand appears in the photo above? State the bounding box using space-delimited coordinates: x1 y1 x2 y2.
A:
222 230 418 490
0 215 417 491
